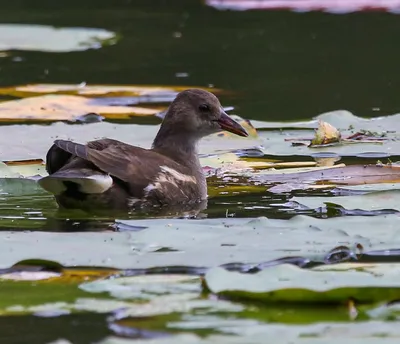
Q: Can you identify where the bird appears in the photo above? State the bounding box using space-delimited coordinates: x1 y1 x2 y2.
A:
38 89 249 212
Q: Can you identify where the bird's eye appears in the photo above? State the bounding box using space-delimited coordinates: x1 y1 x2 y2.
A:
199 104 210 112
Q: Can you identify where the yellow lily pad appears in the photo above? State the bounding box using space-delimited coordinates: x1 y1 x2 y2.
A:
1 159 46 177
0 95 159 122
0 83 221 98
0 267 119 284
201 152 316 174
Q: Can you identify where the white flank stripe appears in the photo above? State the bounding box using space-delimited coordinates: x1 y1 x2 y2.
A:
143 166 196 197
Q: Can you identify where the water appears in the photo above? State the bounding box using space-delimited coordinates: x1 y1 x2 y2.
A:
1 1 400 343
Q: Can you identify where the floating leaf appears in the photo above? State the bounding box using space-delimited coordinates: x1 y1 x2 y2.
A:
0 271 60 281
1 214 400 269
290 190 400 213
310 120 341 146
0 95 159 122
81 274 201 300
253 110 400 132
201 152 315 175
254 164 400 186
204 263 400 304
0 83 220 99
0 159 46 177
0 121 261 161
0 24 118 52
267 183 335 194
99 320 400 343
0 215 382 269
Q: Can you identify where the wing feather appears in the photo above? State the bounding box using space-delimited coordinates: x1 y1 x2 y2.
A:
48 138 187 198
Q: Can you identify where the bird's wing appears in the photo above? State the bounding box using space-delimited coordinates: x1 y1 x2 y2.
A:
51 139 187 197
46 138 121 174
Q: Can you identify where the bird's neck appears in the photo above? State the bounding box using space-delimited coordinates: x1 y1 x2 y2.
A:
152 124 208 200
152 126 201 169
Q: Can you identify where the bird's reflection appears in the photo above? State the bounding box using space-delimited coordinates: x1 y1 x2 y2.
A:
41 200 208 232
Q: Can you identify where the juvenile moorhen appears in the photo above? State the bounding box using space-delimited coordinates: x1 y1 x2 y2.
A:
38 89 248 211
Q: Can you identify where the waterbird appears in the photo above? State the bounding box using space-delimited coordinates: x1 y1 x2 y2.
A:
38 89 248 212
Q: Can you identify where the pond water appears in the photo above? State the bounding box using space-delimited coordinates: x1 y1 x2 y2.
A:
2 1 400 343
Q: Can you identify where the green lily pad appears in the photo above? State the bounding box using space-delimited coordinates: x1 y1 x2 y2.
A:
3 214 400 269
290 190 400 212
0 24 118 52
99 317 400 343
252 110 400 156
0 121 261 161
253 164 400 186
204 263 400 304
253 110 400 132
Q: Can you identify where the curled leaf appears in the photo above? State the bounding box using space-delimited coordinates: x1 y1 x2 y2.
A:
310 120 341 146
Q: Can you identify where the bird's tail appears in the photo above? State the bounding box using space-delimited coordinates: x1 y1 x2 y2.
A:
38 169 113 195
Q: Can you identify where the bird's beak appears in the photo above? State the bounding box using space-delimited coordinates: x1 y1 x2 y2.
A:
217 110 249 137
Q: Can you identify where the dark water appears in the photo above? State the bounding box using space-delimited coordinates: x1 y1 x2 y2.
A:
1 0 400 121
1 2 400 342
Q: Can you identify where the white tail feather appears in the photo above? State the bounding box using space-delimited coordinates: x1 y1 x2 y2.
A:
38 174 113 195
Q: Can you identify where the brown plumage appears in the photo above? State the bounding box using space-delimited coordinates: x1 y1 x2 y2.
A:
38 89 248 212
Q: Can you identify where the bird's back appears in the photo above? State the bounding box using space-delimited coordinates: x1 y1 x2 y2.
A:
39 138 207 211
